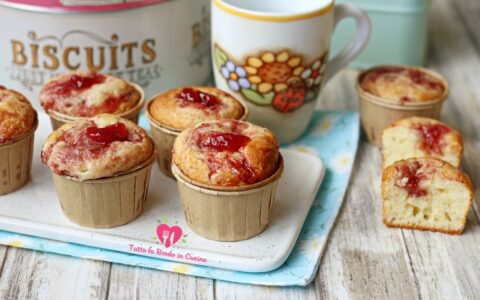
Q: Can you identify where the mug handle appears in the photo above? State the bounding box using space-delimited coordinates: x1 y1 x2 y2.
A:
323 3 371 83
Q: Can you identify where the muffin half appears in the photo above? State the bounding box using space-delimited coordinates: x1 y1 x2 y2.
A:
382 158 473 234
382 117 463 168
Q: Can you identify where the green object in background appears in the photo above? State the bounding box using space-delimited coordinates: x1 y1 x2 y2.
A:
331 0 429 69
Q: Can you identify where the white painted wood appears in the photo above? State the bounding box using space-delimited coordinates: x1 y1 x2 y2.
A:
313 143 420 300
0 246 6 276
108 264 214 300
214 281 318 300
397 1 480 299
0 247 110 300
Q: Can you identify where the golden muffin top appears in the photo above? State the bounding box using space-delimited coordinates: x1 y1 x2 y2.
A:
361 66 446 103
41 114 153 181
40 71 142 117
0 86 36 144
173 120 279 187
148 86 246 131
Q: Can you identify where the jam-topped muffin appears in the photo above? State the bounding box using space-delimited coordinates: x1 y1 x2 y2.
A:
382 158 473 234
40 71 142 117
173 120 279 187
360 66 446 103
0 86 37 195
382 117 463 168
42 114 153 181
0 86 36 144
148 87 246 131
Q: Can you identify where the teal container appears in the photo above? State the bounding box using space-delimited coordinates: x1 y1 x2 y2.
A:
331 0 429 68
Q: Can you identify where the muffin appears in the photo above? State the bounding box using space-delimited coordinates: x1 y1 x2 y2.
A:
42 114 155 228
382 158 473 235
40 71 144 129
382 117 463 168
171 120 283 241
0 86 37 195
356 65 449 147
146 86 248 178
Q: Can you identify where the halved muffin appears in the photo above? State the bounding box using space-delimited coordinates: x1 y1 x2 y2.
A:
382 158 473 235
382 117 463 168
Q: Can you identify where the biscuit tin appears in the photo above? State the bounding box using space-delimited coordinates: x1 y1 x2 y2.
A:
0 0 211 111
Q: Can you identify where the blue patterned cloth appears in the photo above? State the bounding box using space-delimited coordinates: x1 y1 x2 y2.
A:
0 111 359 286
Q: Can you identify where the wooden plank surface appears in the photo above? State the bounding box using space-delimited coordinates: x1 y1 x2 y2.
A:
0 247 110 300
107 264 214 300
0 0 479 299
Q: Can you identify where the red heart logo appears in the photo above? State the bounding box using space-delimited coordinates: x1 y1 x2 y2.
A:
156 224 183 248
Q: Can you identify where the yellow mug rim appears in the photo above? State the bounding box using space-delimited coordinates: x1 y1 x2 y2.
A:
212 0 334 22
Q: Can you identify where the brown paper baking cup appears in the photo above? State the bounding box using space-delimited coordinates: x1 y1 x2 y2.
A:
51 151 156 228
48 82 145 130
145 97 249 179
356 65 449 147
171 154 284 242
0 114 38 195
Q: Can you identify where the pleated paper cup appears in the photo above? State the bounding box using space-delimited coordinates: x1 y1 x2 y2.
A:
0 114 38 195
51 151 156 228
356 65 449 147
171 154 284 242
145 106 181 179
146 98 249 179
48 82 145 130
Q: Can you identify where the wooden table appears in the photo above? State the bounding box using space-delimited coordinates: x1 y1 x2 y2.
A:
1 0 479 298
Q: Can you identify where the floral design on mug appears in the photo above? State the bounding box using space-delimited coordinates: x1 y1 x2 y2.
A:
214 44 328 113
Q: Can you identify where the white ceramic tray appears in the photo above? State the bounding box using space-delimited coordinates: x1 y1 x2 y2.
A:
0 114 325 273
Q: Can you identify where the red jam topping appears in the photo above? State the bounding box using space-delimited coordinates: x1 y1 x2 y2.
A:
178 88 219 108
194 127 257 185
0 86 5 90
408 69 445 92
102 94 126 114
41 121 144 176
86 122 130 145
414 123 450 155
396 161 427 197
47 73 106 97
199 133 251 152
228 157 257 184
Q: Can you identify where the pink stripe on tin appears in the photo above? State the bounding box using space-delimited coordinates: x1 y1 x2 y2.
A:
0 0 172 12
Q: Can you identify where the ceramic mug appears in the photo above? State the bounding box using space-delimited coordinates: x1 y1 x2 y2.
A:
212 0 371 143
